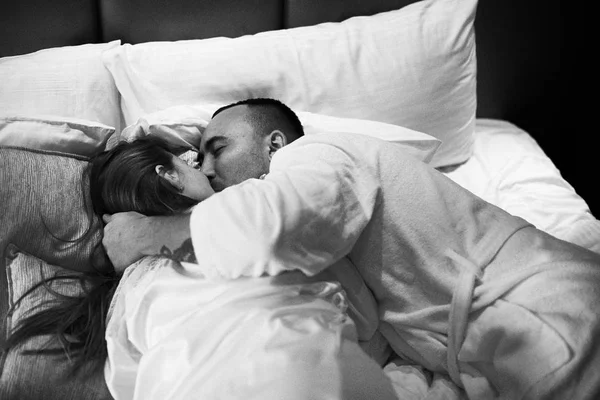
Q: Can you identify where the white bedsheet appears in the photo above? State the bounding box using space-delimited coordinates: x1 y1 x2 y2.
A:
443 119 600 253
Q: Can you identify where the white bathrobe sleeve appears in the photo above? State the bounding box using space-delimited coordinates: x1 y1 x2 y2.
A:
189 133 381 280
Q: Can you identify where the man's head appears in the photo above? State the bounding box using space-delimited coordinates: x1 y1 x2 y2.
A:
199 98 304 191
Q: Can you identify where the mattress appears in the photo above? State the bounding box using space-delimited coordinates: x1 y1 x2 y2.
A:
442 119 600 253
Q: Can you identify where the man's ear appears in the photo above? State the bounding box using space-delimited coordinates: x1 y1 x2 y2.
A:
268 130 287 160
155 165 184 192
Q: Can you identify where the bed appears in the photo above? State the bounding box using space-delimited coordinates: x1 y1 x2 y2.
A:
1 0 598 399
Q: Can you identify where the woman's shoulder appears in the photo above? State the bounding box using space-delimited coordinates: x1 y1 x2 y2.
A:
122 255 178 288
107 256 180 323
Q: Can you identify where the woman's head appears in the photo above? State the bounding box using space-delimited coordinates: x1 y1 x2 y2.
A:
3 136 213 378
90 136 214 216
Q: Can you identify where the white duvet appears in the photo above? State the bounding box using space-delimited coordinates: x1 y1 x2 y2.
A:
104 257 402 400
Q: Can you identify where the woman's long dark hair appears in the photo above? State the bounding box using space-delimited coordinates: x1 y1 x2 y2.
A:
3 136 200 377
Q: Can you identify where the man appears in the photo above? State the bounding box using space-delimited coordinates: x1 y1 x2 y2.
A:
104 98 600 400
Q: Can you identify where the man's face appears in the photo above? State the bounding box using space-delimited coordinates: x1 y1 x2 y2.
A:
199 106 271 192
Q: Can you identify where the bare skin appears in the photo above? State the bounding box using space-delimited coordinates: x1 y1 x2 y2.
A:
102 212 193 271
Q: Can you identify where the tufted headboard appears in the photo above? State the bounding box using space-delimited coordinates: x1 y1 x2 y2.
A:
0 0 591 212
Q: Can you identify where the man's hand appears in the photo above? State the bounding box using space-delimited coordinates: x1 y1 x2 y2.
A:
103 212 149 273
102 211 195 274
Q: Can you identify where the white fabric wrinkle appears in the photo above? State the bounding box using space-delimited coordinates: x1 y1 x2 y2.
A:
105 257 368 400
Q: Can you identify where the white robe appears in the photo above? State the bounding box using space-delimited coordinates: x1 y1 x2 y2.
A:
189 132 600 399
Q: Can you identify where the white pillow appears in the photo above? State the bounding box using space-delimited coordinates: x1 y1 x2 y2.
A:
0 115 115 157
298 111 441 163
102 0 477 168
118 104 441 163
0 41 122 132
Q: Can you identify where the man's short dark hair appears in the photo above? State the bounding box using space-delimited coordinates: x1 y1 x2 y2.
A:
212 98 305 142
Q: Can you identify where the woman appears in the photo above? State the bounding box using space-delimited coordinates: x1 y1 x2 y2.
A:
4 136 398 400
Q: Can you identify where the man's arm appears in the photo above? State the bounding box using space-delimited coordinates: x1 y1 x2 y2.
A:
102 212 194 272
103 133 380 277
189 134 380 280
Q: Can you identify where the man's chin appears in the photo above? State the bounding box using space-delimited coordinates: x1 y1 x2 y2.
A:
211 180 238 192
211 183 225 192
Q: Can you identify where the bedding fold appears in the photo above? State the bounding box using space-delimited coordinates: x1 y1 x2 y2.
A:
443 118 600 254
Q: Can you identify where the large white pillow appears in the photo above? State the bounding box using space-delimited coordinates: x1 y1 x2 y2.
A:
0 41 122 132
0 115 115 157
118 104 442 164
102 0 477 168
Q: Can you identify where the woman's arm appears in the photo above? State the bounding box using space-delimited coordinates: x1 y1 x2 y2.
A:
103 212 194 272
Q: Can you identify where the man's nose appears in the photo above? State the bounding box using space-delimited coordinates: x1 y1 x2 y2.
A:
200 159 215 179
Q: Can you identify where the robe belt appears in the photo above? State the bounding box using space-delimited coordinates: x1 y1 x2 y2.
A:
445 249 483 387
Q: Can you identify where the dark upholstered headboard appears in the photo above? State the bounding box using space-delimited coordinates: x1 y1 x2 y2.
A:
1 0 591 214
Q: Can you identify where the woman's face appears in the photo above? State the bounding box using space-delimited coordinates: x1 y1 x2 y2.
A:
171 155 215 202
